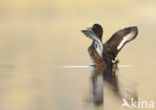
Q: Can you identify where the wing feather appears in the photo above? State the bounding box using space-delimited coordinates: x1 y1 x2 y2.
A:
82 30 103 57
104 26 138 60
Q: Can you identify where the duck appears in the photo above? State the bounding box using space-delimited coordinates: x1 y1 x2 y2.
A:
81 24 138 67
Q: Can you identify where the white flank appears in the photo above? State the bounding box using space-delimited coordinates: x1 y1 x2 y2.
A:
88 50 94 64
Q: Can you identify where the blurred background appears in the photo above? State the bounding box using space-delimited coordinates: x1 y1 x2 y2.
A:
0 0 156 110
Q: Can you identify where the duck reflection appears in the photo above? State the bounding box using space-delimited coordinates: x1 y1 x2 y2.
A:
90 67 104 105
89 64 138 106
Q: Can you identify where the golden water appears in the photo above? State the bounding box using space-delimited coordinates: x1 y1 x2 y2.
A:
0 0 156 110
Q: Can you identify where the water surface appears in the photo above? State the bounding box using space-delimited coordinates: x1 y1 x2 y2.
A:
0 0 156 110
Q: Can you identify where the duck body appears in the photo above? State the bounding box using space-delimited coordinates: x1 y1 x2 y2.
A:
82 24 138 68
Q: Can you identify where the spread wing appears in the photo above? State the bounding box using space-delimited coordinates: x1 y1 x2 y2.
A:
103 26 138 60
81 29 103 57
